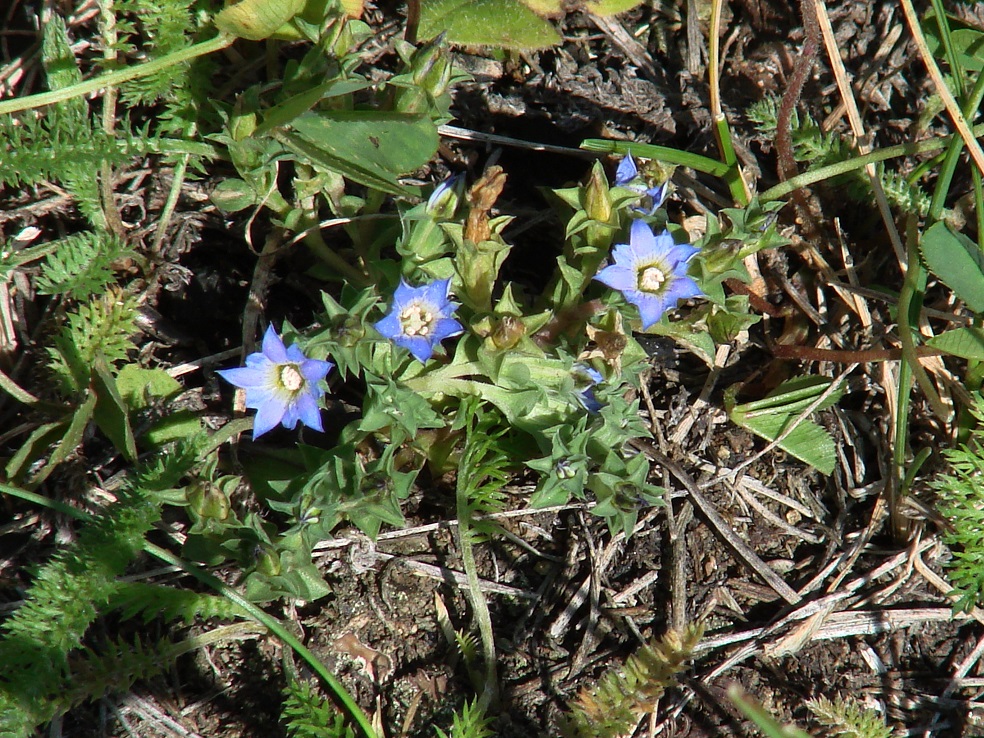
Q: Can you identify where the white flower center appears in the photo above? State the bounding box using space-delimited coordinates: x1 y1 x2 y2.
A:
639 265 667 292
280 364 304 392
400 303 433 336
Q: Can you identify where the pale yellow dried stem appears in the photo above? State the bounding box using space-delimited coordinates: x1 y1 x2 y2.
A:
812 0 906 269
900 0 984 178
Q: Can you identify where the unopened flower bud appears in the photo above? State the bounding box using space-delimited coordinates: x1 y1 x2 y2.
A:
334 314 367 348
555 459 578 480
583 161 613 223
411 37 453 98
426 174 464 220
255 545 282 576
490 315 525 350
187 482 230 521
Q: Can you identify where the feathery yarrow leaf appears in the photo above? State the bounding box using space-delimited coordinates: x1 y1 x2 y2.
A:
282 679 356 738
47 286 140 393
35 231 136 299
805 696 896 738
561 626 702 738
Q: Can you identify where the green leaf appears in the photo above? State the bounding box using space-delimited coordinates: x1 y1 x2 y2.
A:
727 376 844 475
254 79 371 136
5 420 67 481
278 110 438 194
928 326 984 360
418 0 562 50
29 390 97 487
92 357 138 462
116 365 182 408
211 178 257 212
920 221 984 313
215 0 305 40
291 110 438 176
587 0 644 15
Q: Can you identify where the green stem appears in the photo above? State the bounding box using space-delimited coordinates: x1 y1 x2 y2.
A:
761 124 984 202
0 35 233 117
0 475 378 738
456 439 498 712
580 139 731 177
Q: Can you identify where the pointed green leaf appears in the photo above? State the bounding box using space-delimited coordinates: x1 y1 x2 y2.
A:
215 0 305 40
927 326 984 360
29 390 97 487
92 357 137 462
920 221 984 313
419 0 562 50
727 376 843 475
278 110 438 194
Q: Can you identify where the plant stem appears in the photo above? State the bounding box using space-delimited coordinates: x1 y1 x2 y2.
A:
0 35 232 117
760 123 984 202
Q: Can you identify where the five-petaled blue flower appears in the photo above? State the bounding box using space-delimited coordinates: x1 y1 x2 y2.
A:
615 154 668 214
595 220 703 329
374 278 464 363
217 325 333 439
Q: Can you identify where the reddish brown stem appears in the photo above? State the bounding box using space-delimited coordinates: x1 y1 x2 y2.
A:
775 0 820 183
772 344 945 363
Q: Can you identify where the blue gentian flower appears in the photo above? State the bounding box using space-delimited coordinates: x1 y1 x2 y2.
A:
217 325 333 439
614 154 669 214
572 363 604 413
374 278 464 363
595 220 703 329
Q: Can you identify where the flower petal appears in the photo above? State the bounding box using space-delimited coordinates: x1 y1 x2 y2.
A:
633 292 667 329
664 276 704 304
293 392 324 432
252 395 288 438
615 154 637 186
595 262 637 293
430 316 464 343
398 334 435 363
300 359 332 385
373 312 403 342
421 277 452 308
391 279 416 309
261 324 288 363
626 219 659 262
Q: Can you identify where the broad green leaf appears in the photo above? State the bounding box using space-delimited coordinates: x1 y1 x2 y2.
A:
279 110 439 194
520 0 562 14
731 411 837 475
116 366 201 446
920 221 984 313
587 0 644 15
92 357 137 462
727 376 844 475
117 365 182 408
923 8 984 72
949 29 984 71
254 79 371 136
927 326 984 360
290 110 438 175
734 375 844 415
211 178 257 213
419 0 562 50
215 0 305 40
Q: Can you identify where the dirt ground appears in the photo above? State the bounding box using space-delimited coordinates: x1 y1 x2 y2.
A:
3 0 984 736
